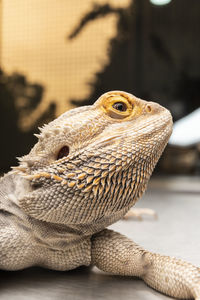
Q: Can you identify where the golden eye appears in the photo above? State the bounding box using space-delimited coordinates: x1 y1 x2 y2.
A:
112 102 127 112
100 93 134 119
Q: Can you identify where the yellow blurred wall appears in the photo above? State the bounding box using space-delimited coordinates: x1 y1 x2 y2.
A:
2 0 130 120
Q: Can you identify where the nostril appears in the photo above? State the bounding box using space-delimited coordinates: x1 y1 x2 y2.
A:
146 105 152 113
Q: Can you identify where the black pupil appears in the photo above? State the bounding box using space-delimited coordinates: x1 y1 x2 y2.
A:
57 146 69 160
112 102 127 112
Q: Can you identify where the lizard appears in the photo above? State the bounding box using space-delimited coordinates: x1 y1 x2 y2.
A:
0 90 200 299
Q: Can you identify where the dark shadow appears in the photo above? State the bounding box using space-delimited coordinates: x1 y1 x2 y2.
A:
0 69 56 172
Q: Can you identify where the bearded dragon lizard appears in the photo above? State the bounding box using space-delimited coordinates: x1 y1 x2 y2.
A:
0 91 199 299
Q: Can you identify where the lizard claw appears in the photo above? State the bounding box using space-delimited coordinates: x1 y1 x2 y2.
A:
123 208 157 221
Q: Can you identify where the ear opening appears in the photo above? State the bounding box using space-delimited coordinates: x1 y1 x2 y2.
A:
56 146 69 160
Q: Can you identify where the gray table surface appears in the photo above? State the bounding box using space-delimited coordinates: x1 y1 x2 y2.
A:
0 176 200 300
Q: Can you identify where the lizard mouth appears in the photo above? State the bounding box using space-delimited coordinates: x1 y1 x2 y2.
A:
31 182 43 190
94 135 122 148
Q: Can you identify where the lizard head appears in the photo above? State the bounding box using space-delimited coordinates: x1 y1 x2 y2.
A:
16 91 173 226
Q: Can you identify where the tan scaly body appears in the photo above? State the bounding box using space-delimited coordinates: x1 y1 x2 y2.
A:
0 91 199 299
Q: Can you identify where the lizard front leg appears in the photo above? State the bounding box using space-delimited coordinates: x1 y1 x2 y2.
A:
91 229 200 299
0 215 38 270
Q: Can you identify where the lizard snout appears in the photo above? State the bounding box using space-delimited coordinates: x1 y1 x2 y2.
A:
144 101 167 115
144 101 173 125
143 101 173 132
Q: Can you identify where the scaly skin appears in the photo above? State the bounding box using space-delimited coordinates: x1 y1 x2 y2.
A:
0 91 199 299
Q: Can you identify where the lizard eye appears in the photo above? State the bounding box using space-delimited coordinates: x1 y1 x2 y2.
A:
101 93 134 119
112 102 127 112
57 146 69 160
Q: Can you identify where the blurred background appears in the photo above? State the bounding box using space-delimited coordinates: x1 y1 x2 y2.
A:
0 0 199 174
